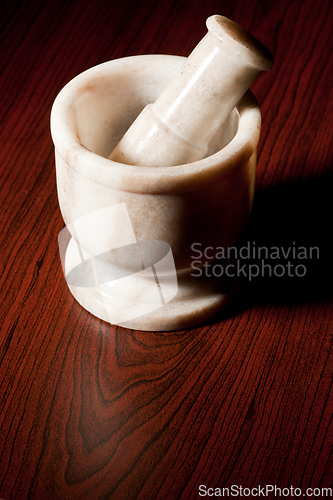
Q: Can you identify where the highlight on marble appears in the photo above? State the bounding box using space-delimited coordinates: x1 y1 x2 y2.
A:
51 15 273 331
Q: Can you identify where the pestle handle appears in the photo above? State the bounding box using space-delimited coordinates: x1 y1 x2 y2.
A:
109 15 273 168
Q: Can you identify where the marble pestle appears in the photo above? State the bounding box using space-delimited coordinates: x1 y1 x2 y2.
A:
108 15 273 168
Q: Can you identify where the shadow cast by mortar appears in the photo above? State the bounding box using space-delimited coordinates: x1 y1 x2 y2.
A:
204 173 333 328
235 173 333 308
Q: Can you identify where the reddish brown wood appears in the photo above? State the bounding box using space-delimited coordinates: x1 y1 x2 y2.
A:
0 0 332 499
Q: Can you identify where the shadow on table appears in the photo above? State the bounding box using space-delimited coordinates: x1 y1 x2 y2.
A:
217 173 333 315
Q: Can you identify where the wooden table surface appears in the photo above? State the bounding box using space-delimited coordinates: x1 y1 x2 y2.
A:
1 0 332 498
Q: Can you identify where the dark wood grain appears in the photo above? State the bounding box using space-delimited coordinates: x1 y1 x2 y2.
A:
1 0 332 499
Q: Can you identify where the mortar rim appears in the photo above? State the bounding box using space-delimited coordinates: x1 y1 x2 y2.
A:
51 54 261 195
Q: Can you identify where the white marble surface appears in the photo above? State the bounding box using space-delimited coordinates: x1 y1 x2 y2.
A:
51 55 261 331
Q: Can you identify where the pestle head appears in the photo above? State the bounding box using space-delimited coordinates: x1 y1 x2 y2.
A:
206 15 274 72
108 15 274 168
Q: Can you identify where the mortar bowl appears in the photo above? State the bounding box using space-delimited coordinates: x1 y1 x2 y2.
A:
51 55 260 331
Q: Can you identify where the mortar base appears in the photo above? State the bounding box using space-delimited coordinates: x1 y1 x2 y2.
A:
64 237 240 332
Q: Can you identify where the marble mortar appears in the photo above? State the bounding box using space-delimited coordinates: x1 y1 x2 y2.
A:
51 55 261 331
